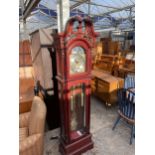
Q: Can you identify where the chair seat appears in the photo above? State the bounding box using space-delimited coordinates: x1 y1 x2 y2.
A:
118 110 135 124
19 127 28 141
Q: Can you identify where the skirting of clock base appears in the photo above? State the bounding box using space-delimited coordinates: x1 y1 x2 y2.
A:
59 134 93 155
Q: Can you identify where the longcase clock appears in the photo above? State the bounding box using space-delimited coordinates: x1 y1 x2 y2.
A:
54 16 98 155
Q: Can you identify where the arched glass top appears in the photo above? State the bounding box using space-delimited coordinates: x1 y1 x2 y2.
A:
70 46 86 75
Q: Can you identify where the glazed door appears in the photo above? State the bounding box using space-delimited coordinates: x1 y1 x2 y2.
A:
69 83 87 141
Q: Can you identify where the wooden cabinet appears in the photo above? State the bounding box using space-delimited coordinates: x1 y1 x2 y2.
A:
118 59 135 78
30 28 60 130
91 70 124 106
19 40 32 67
30 28 57 94
100 38 119 55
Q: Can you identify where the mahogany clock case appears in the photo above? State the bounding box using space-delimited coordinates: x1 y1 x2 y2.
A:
54 16 98 155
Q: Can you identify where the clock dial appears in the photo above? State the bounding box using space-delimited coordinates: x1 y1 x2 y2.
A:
70 46 86 74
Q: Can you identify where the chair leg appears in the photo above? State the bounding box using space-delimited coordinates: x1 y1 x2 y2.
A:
130 125 135 145
112 115 121 130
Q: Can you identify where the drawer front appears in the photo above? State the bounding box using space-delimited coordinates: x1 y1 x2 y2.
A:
97 79 109 93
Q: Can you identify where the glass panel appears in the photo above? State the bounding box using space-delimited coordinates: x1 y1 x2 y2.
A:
70 46 86 75
58 52 62 76
70 83 86 140
73 21 79 32
82 21 85 32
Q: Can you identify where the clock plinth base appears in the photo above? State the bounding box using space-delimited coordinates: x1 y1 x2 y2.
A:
59 134 93 155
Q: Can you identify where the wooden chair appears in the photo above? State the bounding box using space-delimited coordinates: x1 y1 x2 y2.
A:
112 88 135 144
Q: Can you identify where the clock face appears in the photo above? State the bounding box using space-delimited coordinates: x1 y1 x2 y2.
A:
70 46 86 75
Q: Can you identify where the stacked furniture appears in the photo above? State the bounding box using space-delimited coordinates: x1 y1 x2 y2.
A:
94 54 124 75
94 54 115 73
100 38 119 55
117 59 135 78
91 70 124 106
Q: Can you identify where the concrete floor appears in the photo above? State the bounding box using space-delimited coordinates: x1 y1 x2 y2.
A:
44 96 135 155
